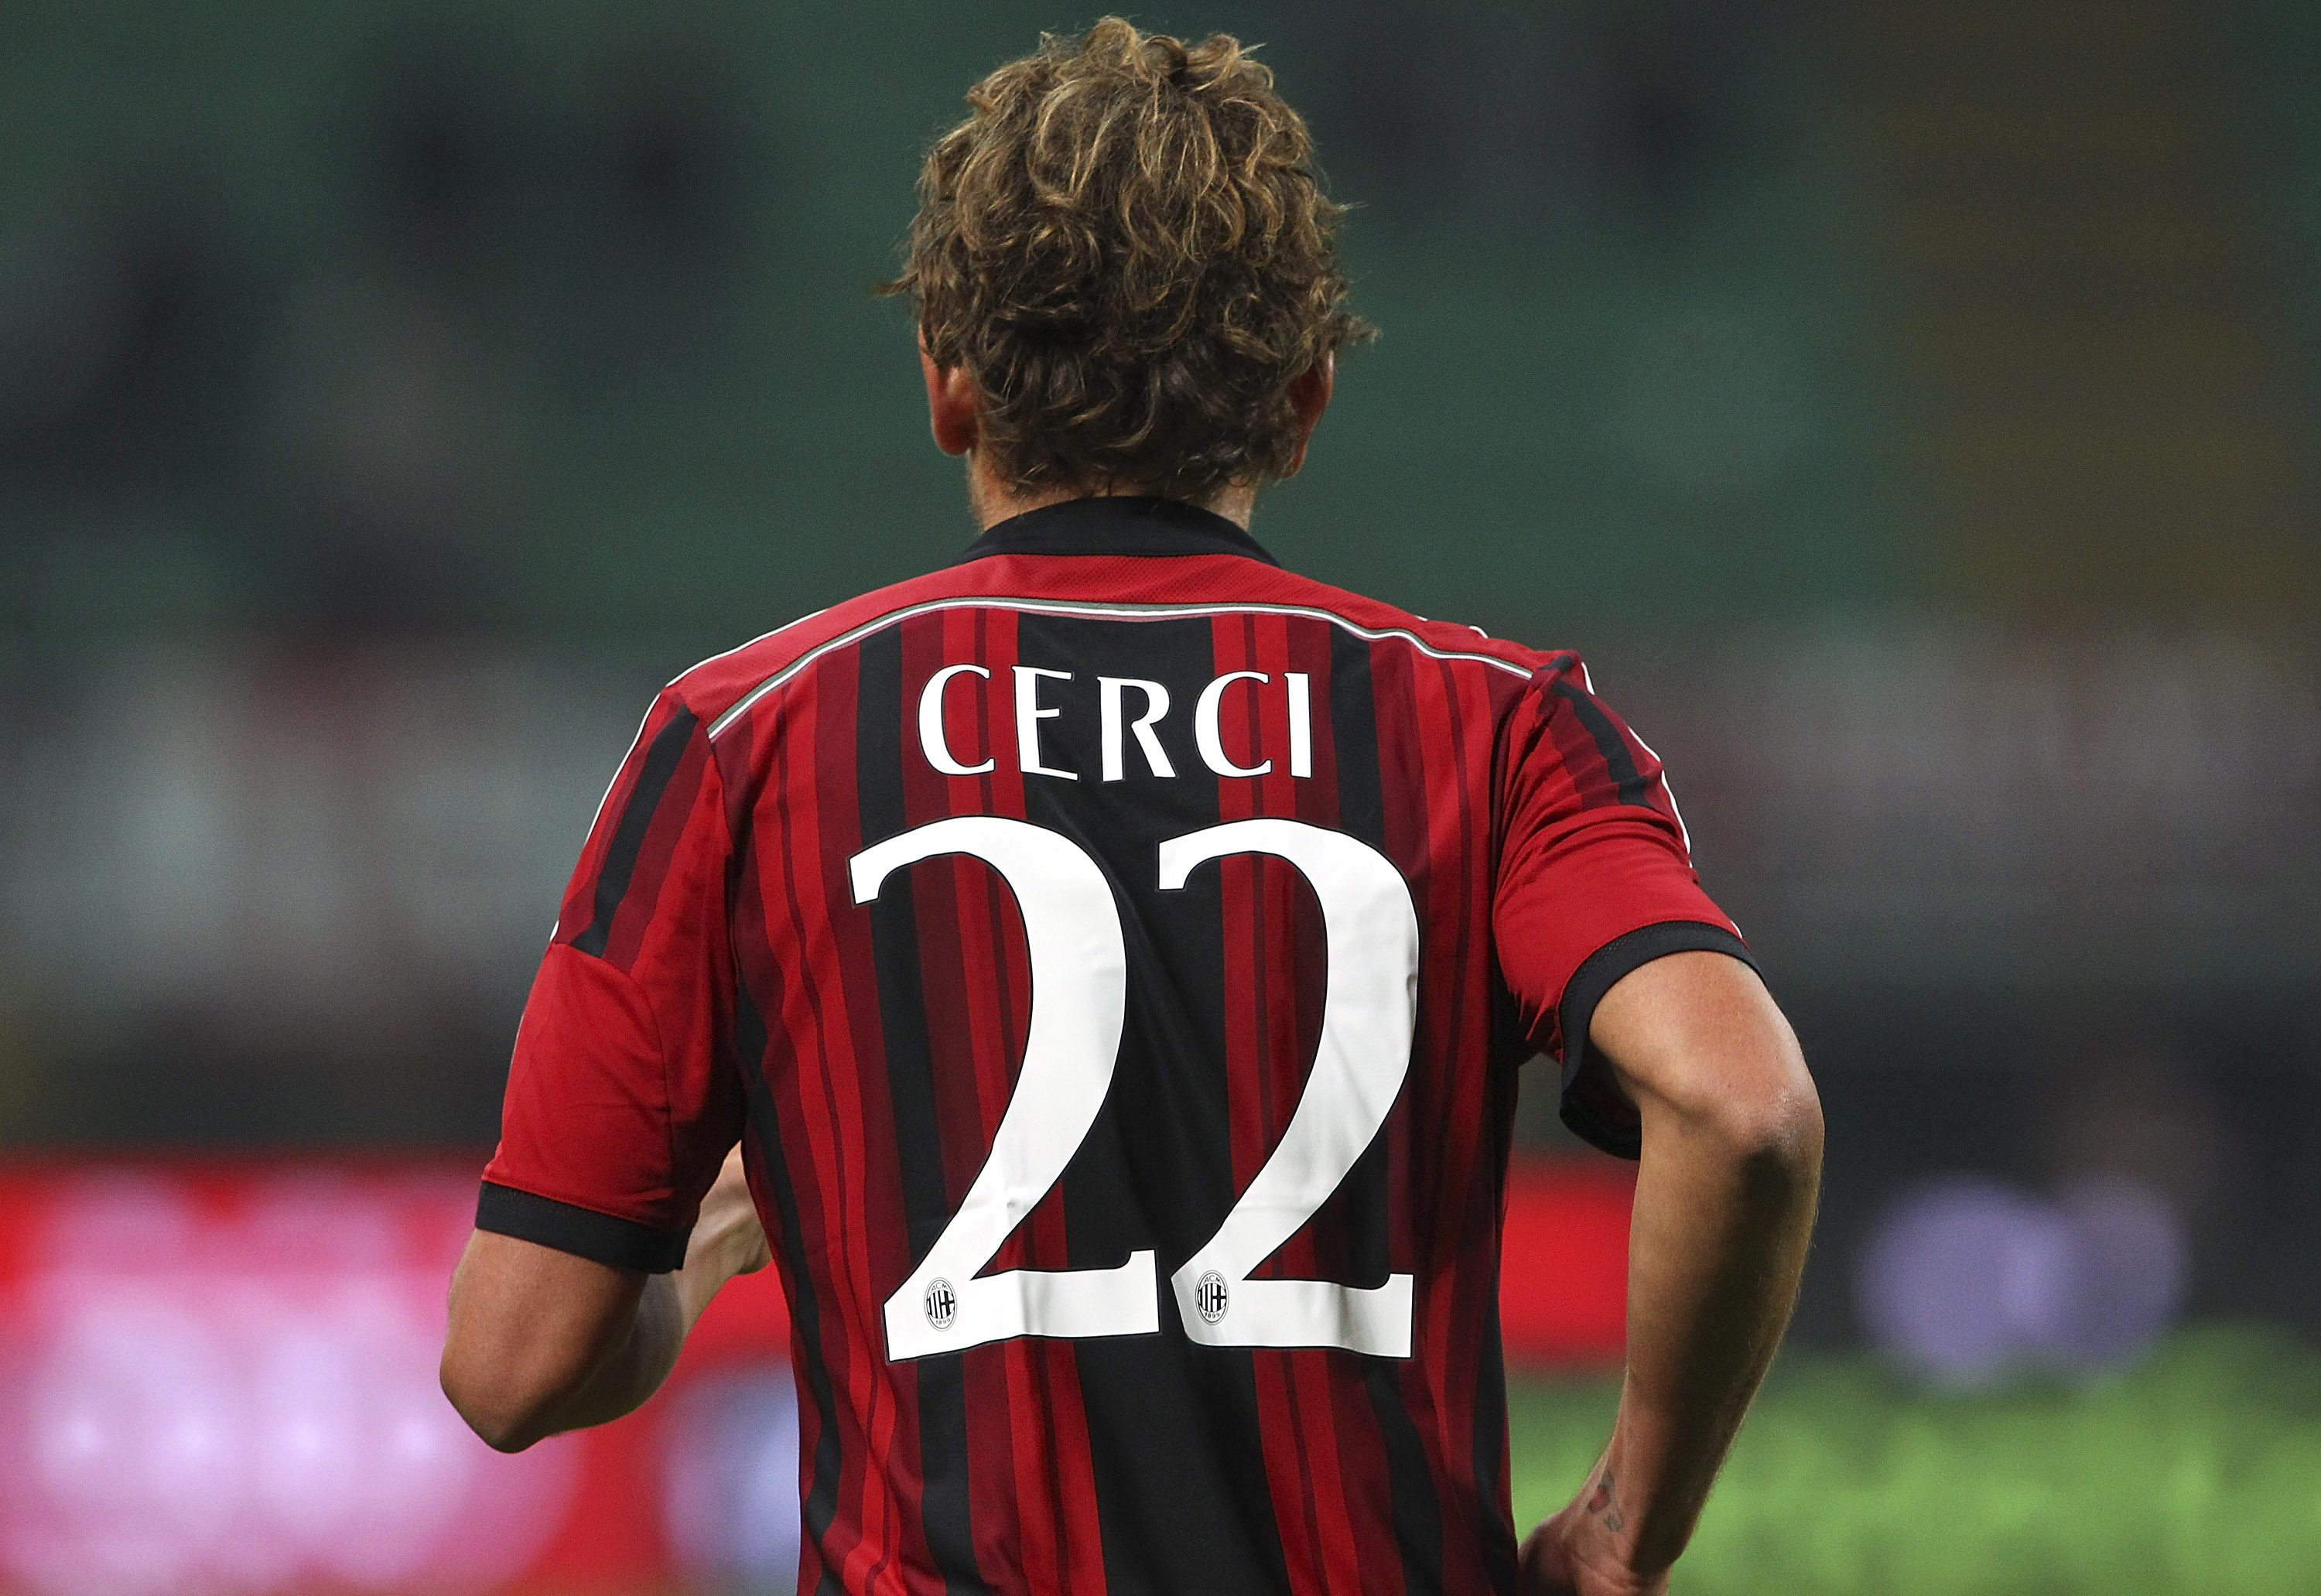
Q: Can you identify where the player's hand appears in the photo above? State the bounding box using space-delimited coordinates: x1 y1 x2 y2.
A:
1517 1499 1666 1596
699 1143 772 1275
674 1144 771 1324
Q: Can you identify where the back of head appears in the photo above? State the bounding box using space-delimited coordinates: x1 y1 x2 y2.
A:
884 18 1370 505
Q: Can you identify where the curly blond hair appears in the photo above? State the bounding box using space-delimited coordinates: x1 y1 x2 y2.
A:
881 18 1371 504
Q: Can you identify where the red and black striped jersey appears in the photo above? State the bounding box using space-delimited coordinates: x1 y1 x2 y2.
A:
480 495 1748 1596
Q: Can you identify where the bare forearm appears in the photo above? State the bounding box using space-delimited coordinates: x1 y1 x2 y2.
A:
445 1234 753 1450
518 1239 754 1439
1592 1102 1820 1575
514 1273 684 1439
1520 953 1822 1596
442 1147 772 1452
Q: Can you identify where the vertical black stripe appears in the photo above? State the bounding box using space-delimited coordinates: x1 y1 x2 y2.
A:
1478 1009 1526 1595
573 703 700 955
1325 627 1396 1293
1330 626 1452 1596
1469 1312 1518 1595
734 983 847 1596
1329 628 1387 852
855 625 988 1594
1543 672 1651 809
1366 1364 1448 1596
1010 610 1294 1596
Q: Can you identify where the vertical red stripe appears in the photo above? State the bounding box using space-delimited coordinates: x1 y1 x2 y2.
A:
836 640 961 1596
895 606 1110 1595
1430 655 1508 1596
1005 1343 1059 1592
962 1341 1027 1587
1332 1375 1407 1596
899 613 988 1220
1371 638 1483 1592
730 811 849 1591
757 686 877 1583
1208 613 1369 1596
1206 616 1315 1596
819 642 944 1594
1284 617 1407 1595
781 658 891 1594
1257 615 1374 1592
925 607 1032 1589
1043 1338 1107 1596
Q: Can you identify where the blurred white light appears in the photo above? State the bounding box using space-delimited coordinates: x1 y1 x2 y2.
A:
0 1171 579 1595
2054 1175 2188 1370
1857 1174 2186 1388
661 1364 801 1594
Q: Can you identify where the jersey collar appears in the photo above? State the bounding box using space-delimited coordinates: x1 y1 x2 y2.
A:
958 496 1280 566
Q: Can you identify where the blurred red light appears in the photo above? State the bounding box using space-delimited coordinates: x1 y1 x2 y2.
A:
0 1153 1623 1591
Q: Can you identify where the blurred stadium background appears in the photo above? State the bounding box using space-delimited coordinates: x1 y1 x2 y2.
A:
0 0 2316 1590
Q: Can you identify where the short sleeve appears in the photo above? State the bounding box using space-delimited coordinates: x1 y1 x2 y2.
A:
1493 654 1754 1160
478 688 743 1271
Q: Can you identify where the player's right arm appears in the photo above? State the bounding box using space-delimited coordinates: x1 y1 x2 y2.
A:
1489 654 1822 1595
1516 952 1821 1596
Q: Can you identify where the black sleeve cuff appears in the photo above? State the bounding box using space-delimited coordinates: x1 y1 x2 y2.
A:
1555 921 1759 1160
476 1181 692 1273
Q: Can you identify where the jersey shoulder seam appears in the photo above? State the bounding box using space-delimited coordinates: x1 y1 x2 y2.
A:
684 583 1561 741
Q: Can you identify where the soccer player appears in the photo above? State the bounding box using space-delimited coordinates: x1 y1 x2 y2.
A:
441 20 1821 1596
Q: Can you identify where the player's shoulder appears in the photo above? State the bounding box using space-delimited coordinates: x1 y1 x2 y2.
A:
659 563 983 733
1246 564 1568 684
652 550 1584 735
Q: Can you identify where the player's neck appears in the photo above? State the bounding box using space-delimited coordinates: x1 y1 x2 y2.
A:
966 453 1256 531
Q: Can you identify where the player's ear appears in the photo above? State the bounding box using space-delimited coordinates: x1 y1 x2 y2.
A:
921 333 980 457
1280 353 1334 478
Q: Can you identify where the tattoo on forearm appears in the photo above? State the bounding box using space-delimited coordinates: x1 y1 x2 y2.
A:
1587 1468 1625 1533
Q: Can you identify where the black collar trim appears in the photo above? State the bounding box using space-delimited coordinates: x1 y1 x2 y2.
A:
957 496 1280 566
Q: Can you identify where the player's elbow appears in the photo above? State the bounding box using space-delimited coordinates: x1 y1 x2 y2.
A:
1722 1075 1823 1178
1694 1049 1823 1184
439 1341 564 1454
1641 1026 1822 1183
440 1229 655 1451
1598 952 1821 1180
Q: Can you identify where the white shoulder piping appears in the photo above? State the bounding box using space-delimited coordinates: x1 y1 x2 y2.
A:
702 596 1534 740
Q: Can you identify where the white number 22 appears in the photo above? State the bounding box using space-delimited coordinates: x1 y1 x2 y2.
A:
852 816 1420 1362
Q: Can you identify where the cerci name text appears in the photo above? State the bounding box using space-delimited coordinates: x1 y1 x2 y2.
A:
917 665 1314 781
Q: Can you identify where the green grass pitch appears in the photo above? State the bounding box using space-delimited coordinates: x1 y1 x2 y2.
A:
1506 1327 2321 1594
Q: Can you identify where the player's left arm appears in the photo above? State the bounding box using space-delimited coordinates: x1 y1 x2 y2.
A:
1518 952 1820 1595
442 1144 768 1453
1492 654 1821 1593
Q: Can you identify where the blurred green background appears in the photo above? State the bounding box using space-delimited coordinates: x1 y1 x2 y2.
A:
1 2 2319 1589
1510 1328 2321 1595
0 0 1902 639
